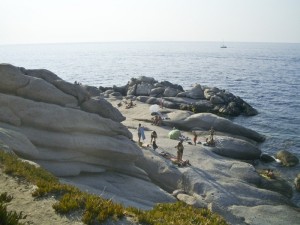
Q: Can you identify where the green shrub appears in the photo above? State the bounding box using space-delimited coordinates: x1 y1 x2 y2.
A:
128 201 228 225
53 192 86 213
0 192 13 203
0 192 27 225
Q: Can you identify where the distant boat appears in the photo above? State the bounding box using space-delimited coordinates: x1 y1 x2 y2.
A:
220 41 227 48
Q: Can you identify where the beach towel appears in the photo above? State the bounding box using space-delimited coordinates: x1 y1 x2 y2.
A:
141 128 145 140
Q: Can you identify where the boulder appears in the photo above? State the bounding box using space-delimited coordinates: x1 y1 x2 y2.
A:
136 96 150 103
275 150 299 167
136 82 154 96
146 97 160 105
127 84 137 96
163 87 181 97
80 97 126 122
185 84 205 99
194 100 214 112
0 92 144 179
149 87 165 97
137 76 157 84
209 136 262 160
17 77 78 107
210 95 225 104
218 102 241 116
176 193 206 208
260 153 276 163
83 85 101 97
53 80 90 104
160 81 184 92
258 175 293 198
0 64 78 107
0 128 39 158
113 85 128 96
0 64 30 93
23 68 62 83
176 92 186 97
163 113 265 142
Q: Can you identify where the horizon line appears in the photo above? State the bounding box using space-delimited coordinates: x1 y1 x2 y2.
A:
1 40 300 46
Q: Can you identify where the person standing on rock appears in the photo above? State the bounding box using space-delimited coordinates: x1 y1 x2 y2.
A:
137 124 142 143
175 140 184 161
209 127 215 142
150 130 157 144
193 131 198 145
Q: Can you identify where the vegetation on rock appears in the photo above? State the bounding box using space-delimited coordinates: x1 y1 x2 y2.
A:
0 192 27 225
0 150 228 225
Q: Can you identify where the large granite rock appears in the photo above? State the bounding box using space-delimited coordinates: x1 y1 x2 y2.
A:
208 136 262 160
163 112 265 143
135 146 300 225
0 64 124 122
0 64 178 210
80 97 125 122
185 84 205 99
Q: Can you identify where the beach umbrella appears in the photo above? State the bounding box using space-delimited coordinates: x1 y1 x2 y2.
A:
149 104 160 113
168 129 181 140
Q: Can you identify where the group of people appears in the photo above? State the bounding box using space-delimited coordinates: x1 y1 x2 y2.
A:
137 124 217 167
137 124 158 150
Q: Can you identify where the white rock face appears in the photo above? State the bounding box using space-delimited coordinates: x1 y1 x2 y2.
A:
164 112 265 143
0 64 177 210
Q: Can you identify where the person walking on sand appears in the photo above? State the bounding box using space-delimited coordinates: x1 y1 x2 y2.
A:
175 140 184 161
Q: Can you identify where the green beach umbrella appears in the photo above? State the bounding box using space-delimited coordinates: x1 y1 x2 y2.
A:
168 129 181 140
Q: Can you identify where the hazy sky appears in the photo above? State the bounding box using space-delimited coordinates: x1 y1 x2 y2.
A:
1 0 299 44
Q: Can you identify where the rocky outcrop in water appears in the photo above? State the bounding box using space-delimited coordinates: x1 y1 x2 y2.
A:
99 76 258 116
275 150 299 167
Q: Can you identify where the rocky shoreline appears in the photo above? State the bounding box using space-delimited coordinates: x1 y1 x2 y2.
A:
0 64 300 225
92 76 258 117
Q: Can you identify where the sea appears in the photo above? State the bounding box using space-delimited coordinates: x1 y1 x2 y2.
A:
1 42 300 203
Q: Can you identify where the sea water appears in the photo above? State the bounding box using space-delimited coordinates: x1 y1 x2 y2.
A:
1 42 300 203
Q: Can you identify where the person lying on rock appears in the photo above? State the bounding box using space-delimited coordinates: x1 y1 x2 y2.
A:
265 169 276 179
125 99 136 109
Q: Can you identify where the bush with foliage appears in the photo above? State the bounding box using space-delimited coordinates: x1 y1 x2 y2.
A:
0 192 27 225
